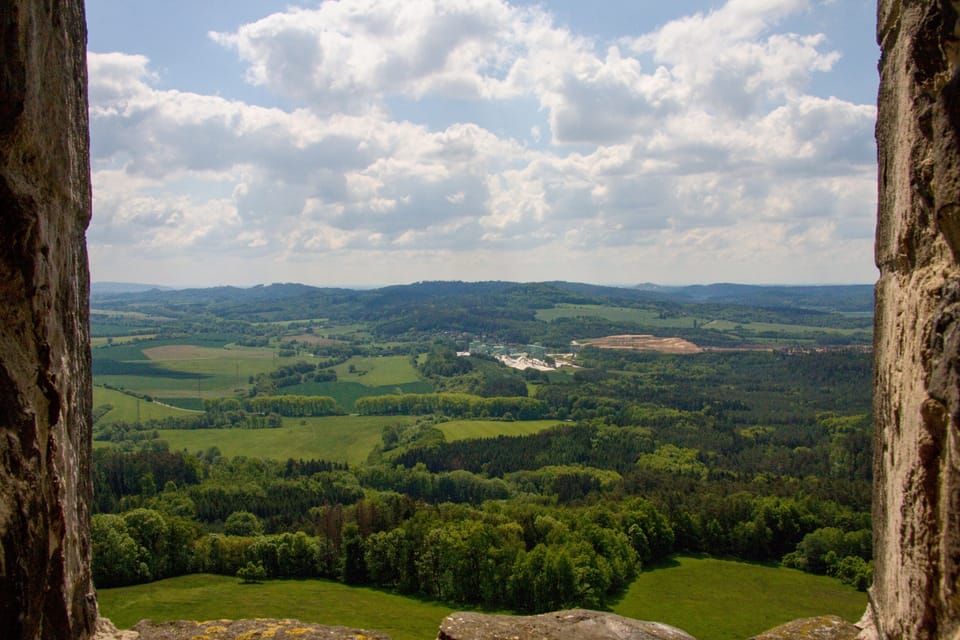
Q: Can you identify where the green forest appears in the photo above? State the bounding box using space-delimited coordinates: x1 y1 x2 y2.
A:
89 281 874 618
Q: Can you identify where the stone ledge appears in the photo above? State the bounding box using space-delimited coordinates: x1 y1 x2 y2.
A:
748 615 861 640
93 618 392 640
438 609 697 640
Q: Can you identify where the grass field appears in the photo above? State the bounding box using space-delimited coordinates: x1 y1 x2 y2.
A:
611 555 866 640
437 419 562 442
96 574 454 640
152 415 413 465
97 556 866 640
94 386 198 423
333 356 423 386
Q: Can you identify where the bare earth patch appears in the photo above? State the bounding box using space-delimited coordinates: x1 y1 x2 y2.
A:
576 335 702 354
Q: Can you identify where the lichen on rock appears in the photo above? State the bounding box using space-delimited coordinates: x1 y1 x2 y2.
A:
437 609 697 640
128 618 392 640
748 615 860 640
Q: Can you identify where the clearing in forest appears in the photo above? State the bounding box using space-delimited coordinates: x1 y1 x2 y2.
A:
153 415 410 465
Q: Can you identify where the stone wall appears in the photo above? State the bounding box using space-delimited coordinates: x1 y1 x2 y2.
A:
872 0 960 638
0 1 97 639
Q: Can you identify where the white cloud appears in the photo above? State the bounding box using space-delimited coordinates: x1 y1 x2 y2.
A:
87 0 878 286
209 0 527 113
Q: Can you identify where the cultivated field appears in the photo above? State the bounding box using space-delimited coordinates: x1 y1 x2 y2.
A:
93 339 314 400
437 419 563 442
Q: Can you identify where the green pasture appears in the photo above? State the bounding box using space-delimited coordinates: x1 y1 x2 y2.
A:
437 419 563 442
289 380 433 412
333 356 423 386
94 386 198 424
612 555 866 640
97 556 866 640
96 573 454 640
281 356 432 411
154 415 413 465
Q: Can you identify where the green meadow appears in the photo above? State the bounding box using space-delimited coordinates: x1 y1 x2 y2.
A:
612 556 866 640
153 415 413 465
286 355 432 411
97 556 866 640
95 574 454 640
332 355 423 386
94 386 198 423
437 419 562 442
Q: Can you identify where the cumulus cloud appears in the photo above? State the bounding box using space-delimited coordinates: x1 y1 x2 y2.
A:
87 0 877 286
209 0 527 113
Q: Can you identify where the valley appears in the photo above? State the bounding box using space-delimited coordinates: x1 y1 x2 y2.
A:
89 280 874 636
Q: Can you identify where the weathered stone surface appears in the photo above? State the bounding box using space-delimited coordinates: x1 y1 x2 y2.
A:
130 618 392 640
0 1 96 639
93 618 139 640
749 615 860 640
872 1 960 639
437 609 696 640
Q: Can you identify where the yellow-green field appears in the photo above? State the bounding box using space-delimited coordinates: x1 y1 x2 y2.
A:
332 355 423 386
150 415 414 465
94 386 198 423
437 419 562 442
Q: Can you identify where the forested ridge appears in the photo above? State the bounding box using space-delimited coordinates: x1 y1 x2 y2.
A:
89 281 875 612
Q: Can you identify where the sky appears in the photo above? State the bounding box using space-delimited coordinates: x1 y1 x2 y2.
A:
85 0 879 288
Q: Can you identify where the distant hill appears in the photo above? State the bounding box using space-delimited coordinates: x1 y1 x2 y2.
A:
92 282 174 295
634 283 874 313
89 280 875 331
